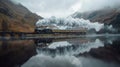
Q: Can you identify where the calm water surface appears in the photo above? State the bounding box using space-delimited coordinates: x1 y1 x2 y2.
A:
0 35 120 67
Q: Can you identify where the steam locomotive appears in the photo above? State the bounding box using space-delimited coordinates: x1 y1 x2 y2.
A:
34 26 86 34
35 28 53 34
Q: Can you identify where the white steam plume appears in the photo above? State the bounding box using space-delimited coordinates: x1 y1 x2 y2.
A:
36 16 104 32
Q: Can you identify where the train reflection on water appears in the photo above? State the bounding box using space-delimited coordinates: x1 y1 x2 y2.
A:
0 35 120 67
22 36 120 67
34 36 120 62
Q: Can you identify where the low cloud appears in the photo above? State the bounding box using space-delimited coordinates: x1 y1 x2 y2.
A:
11 0 120 17
78 0 120 12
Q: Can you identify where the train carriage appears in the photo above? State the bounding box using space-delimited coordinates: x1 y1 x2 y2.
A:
35 25 86 35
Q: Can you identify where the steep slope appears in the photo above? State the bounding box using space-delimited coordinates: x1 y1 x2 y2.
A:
72 7 120 29
0 0 43 32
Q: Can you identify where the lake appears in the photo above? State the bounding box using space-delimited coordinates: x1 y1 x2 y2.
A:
0 34 120 67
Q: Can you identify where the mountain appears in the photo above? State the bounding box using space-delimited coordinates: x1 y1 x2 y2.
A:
0 0 43 32
72 6 120 30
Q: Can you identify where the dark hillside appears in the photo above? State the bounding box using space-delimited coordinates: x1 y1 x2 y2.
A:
0 0 43 32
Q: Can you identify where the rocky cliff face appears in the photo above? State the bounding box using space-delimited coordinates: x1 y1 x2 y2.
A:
72 7 120 29
0 0 43 32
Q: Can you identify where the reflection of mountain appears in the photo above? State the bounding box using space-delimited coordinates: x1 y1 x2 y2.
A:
0 0 43 32
80 40 120 63
72 7 120 31
0 40 36 67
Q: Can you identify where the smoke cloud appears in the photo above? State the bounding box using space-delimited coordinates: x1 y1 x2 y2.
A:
36 17 104 32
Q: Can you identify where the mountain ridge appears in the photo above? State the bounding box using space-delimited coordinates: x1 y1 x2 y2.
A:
72 6 120 29
0 0 43 32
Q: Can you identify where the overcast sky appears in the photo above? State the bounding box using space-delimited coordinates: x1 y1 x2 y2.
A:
12 0 120 18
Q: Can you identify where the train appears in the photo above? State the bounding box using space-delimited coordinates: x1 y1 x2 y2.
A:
35 28 53 34
34 25 87 35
